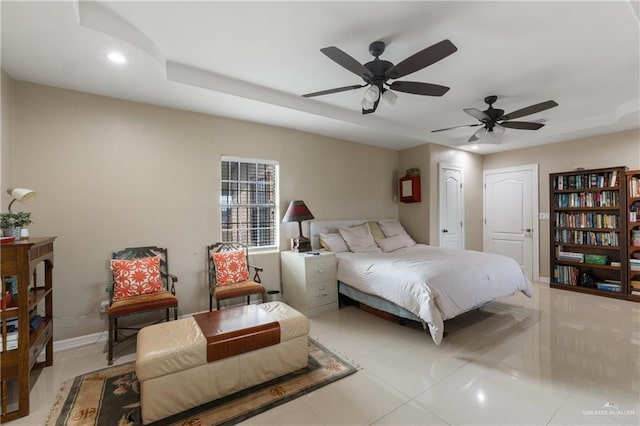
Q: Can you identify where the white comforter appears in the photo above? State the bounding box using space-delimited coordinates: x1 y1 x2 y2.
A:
336 244 532 344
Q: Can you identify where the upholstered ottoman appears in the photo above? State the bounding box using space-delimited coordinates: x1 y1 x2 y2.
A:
136 302 309 424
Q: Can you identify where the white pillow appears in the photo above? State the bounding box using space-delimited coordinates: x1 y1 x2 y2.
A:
338 224 381 253
377 219 416 246
319 232 349 253
376 235 409 253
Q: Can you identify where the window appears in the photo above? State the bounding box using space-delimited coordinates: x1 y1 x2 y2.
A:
220 157 278 249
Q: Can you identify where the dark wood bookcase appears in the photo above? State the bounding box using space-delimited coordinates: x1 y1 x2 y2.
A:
549 167 629 299
626 170 640 302
1 237 55 421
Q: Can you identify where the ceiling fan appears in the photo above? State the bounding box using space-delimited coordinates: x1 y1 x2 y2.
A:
432 95 559 143
302 39 457 114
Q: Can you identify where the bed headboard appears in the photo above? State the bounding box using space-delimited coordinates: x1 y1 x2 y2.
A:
309 219 394 250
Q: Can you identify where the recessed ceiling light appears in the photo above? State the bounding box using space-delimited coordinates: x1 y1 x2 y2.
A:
107 52 126 64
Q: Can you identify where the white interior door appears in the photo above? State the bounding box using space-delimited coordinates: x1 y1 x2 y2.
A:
439 164 464 250
484 165 538 281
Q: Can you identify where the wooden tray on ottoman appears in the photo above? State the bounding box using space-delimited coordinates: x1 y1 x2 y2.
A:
193 305 281 362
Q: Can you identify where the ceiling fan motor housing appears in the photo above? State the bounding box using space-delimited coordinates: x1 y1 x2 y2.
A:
364 59 394 86
484 108 505 129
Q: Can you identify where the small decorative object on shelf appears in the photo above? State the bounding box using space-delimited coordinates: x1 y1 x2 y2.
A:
626 170 640 301
550 166 631 300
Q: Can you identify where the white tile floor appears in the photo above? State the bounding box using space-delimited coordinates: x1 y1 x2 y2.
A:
7 281 640 425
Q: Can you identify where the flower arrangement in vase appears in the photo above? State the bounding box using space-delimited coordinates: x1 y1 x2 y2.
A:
0 212 33 240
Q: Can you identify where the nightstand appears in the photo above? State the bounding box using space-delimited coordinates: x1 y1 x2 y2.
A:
280 251 338 317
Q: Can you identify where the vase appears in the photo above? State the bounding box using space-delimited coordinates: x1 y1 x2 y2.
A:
2 227 22 240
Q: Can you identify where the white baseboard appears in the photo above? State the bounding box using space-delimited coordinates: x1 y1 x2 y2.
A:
52 310 211 353
538 276 550 283
53 331 107 352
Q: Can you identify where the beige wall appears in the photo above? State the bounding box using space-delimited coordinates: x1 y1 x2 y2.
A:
398 143 484 250
1 70 13 207
7 79 399 341
483 129 640 279
5 71 639 342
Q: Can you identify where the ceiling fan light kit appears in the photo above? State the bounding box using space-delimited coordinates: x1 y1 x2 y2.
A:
432 95 559 144
303 39 458 114
364 85 380 102
381 89 398 106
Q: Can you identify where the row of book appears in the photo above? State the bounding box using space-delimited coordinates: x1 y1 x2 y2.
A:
553 265 579 286
554 230 619 246
631 258 640 271
554 171 619 190
554 212 619 229
554 191 620 208
631 280 640 296
630 176 640 198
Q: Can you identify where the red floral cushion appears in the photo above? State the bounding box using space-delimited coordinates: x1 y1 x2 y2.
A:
212 249 250 286
111 255 163 300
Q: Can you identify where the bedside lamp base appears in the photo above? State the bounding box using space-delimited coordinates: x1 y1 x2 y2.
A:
290 236 311 253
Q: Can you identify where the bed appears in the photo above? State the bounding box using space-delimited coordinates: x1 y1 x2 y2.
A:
309 219 532 344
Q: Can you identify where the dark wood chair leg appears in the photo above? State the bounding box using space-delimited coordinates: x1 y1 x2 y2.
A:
113 318 119 342
165 308 169 321
209 293 213 312
216 299 220 310
246 295 250 305
108 318 114 365
174 306 177 320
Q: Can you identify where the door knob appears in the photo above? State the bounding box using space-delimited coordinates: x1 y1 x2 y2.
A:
442 229 448 233
522 228 532 232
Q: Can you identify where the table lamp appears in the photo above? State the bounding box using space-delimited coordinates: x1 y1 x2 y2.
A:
282 200 314 252
6 188 37 213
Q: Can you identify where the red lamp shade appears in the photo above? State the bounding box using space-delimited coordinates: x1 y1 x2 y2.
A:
282 200 315 224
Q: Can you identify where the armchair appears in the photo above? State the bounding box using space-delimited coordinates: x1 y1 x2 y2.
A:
106 246 178 365
208 242 266 311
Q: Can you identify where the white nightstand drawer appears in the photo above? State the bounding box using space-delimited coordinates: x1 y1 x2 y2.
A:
304 256 336 285
307 280 338 309
280 250 338 317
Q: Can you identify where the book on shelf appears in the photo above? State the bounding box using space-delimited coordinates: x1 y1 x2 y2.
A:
558 251 584 262
609 170 618 187
632 290 640 296
0 342 18 352
630 280 640 289
0 318 18 332
0 330 19 352
596 282 621 292
630 176 640 197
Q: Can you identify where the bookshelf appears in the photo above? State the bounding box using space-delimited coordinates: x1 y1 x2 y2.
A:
1 237 55 421
550 166 628 299
627 170 640 302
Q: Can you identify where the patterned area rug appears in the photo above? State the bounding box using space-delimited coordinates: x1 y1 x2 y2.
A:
46 338 357 426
